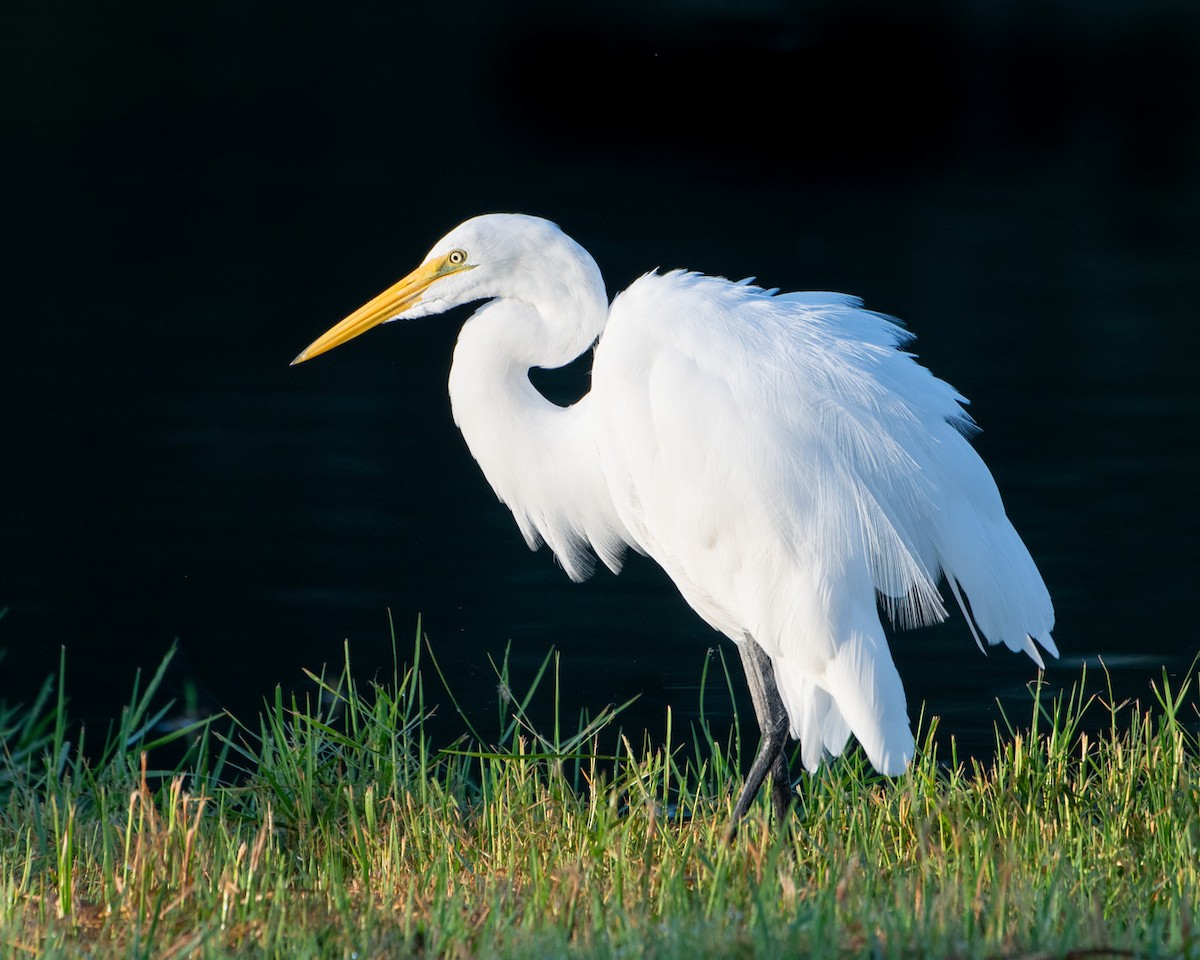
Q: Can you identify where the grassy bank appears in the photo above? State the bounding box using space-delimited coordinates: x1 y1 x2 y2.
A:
2 628 1198 959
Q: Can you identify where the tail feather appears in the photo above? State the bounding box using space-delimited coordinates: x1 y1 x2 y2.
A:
773 610 914 776
782 678 852 772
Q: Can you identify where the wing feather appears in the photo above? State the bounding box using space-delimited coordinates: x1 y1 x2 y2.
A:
592 271 1055 771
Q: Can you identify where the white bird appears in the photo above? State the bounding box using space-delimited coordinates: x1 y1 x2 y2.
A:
293 213 1057 825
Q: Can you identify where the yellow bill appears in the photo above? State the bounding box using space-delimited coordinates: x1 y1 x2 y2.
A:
291 253 471 365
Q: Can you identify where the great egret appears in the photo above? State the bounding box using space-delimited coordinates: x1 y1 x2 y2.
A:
293 214 1056 824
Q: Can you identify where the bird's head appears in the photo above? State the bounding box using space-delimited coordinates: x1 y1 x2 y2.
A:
291 213 600 365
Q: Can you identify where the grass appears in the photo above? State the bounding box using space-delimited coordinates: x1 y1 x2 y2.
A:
1 620 1198 959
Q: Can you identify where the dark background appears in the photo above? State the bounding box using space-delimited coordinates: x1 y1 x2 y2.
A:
2 0 1198 755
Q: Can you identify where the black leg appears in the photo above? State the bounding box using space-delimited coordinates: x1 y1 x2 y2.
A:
728 636 794 832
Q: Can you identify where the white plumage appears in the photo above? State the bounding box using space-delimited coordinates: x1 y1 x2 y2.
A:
293 213 1057 822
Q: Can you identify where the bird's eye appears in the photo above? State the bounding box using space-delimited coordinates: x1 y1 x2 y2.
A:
447 249 468 266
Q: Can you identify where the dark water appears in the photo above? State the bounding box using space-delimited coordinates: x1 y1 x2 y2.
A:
3 2 1199 761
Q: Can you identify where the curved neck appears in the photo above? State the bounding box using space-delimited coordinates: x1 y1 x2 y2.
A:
446 295 627 581
448 297 594 476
